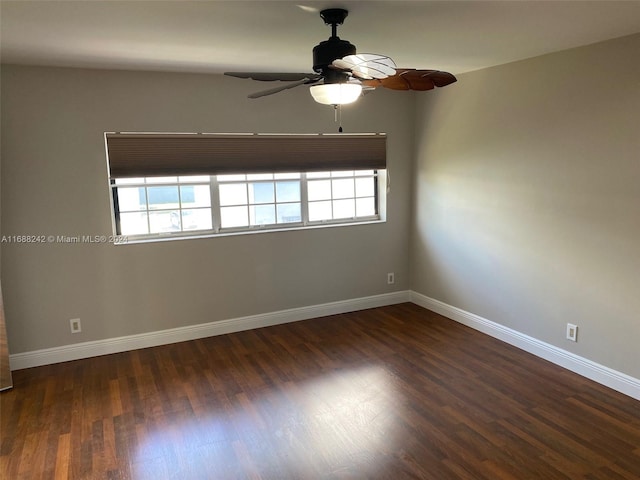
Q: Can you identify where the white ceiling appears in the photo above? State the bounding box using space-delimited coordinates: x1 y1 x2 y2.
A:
1 0 639 76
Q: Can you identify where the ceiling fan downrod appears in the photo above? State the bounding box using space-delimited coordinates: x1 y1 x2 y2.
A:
320 8 348 38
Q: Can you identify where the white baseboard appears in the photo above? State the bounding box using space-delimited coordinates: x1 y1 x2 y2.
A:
11 289 640 402
410 291 640 401
9 290 412 371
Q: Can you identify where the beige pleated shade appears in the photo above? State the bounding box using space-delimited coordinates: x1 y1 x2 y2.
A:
105 133 386 178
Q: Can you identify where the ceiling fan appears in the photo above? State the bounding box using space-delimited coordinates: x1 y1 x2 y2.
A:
225 8 457 106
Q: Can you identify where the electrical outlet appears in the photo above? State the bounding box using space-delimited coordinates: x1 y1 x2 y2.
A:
70 318 82 334
387 272 395 285
566 323 577 342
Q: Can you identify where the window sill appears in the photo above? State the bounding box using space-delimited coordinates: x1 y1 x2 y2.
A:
114 218 385 245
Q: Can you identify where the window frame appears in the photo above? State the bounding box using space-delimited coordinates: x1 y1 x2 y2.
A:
109 170 386 243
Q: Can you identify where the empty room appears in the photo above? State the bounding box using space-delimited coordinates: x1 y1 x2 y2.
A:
1 1 639 479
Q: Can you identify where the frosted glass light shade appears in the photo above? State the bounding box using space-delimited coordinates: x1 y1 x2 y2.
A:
309 83 362 105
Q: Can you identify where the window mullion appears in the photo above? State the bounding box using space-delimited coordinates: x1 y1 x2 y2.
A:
271 181 276 225
330 175 335 221
176 182 183 232
300 172 310 226
373 171 379 216
210 175 221 233
144 183 152 234
244 182 251 227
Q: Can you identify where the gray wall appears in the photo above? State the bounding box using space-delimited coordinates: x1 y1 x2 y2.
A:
1 65 412 353
411 34 640 378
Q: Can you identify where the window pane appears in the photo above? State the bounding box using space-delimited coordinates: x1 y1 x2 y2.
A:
149 210 181 233
276 181 300 202
180 185 211 208
181 208 212 231
277 203 301 223
355 170 374 176
219 183 247 206
356 197 376 217
248 182 274 204
247 173 273 181
274 173 300 180
333 199 355 219
115 177 144 185
221 206 248 228
309 200 332 221
147 186 180 210
332 178 354 199
120 212 149 235
355 177 375 197
307 171 330 179
308 179 331 201
331 170 354 177
250 204 276 225
146 176 178 184
117 187 146 212
218 174 246 182
179 175 210 183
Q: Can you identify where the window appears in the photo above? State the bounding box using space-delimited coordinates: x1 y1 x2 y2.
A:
106 132 387 241
218 173 302 228
307 170 377 221
112 176 212 235
111 170 381 239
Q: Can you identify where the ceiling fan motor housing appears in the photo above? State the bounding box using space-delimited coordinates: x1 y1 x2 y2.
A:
312 8 355 83
313 38 356 78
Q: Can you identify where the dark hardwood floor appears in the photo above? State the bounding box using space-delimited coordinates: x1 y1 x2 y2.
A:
1 303 639 479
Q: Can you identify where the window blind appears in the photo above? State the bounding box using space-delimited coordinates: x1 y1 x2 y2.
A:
105 133 387 178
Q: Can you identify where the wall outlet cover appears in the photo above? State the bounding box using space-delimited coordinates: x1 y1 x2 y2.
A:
566 323 578 342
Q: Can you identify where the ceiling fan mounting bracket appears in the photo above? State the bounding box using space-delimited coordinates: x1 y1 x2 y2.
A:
320 9 349 28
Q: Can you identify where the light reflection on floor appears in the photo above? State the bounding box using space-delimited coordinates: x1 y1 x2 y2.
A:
131 365 400 479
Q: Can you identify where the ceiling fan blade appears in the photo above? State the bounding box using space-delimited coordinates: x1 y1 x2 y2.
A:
360 69 457 91
332 54 396 80
247 78 315 99
225 72 321 82
424 70 457 87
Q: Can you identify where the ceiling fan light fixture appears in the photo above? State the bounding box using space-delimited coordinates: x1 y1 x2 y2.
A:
310 83 362 105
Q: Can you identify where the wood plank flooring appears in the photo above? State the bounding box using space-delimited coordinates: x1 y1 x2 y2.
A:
1 303 639 479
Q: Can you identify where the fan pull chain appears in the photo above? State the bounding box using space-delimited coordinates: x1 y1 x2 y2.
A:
334 104 343 133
